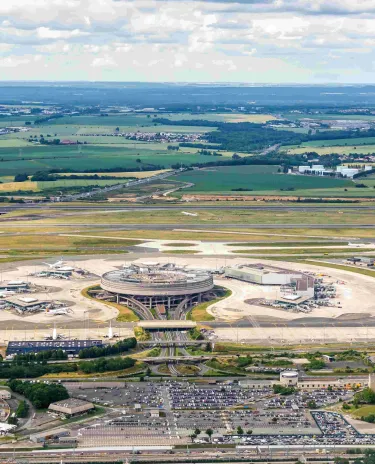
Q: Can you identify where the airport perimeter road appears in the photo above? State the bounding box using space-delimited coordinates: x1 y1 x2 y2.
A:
208 316 375 328
1 222 375 229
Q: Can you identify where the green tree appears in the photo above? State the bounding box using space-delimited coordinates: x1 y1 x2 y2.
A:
16 400 29 418
237 426 244 435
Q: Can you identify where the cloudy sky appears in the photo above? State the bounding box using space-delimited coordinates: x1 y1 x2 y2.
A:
1 0 375 83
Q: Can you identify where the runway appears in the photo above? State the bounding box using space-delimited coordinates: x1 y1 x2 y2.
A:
0 223 375 229
2 204 375 213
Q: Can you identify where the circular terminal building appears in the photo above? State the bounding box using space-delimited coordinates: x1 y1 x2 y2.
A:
101 263 214 319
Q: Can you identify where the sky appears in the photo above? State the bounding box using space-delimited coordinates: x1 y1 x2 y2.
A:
1 0 375 83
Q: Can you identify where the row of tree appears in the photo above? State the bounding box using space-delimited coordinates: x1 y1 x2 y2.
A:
78 337 137 359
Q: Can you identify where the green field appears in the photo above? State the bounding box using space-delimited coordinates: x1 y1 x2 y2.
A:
0 145 220 176
0 112 229 176
171 166 353 193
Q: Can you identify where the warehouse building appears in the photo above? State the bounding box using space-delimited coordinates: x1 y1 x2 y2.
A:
48 398 94 418
6 339 103 355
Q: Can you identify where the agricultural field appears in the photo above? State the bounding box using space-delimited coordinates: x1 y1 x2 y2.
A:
162 112 276 123
286 144 375 155
294 137 375 148
57 169 170 178
284 113 375 121
0 112 238 178
0 169 173 194
170 165 353 194
0 145 218 176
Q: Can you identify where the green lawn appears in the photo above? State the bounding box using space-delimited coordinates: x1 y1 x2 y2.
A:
352 405 375 418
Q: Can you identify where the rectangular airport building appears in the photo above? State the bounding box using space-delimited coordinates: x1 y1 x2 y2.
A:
7 340 103 355
225 263 315 298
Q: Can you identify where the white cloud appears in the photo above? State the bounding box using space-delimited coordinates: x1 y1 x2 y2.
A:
36 27 89 40
91 55 117 67
0 0 374 82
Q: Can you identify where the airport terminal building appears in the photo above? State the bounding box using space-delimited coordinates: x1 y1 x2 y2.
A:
100 263 215 317
225 263 315 299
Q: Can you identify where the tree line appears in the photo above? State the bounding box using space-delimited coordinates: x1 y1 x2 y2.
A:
8 379 69 409
78 337 137 359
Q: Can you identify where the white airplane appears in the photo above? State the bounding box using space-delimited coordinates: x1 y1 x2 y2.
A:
181 211 198 217
45 307 69 315
0 290 15 298
43 260 75 271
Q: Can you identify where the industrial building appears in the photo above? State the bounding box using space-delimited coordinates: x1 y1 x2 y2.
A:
225 264 315 299
298 164 372 179
100 263 214 317
6 340 103 355
48 398 94 417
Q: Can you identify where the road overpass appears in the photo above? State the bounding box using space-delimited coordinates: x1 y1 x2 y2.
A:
138 340 205 347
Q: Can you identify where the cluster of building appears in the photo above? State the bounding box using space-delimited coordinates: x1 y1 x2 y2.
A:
79 130 203 144
298 164 373 178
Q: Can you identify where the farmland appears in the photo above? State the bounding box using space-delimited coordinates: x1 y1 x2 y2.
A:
170 165 353 194
0 144 216 176
293 137 375 148
287 144 375 156
0 112 240 181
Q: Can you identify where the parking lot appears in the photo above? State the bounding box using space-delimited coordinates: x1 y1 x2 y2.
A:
59 380 375 448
